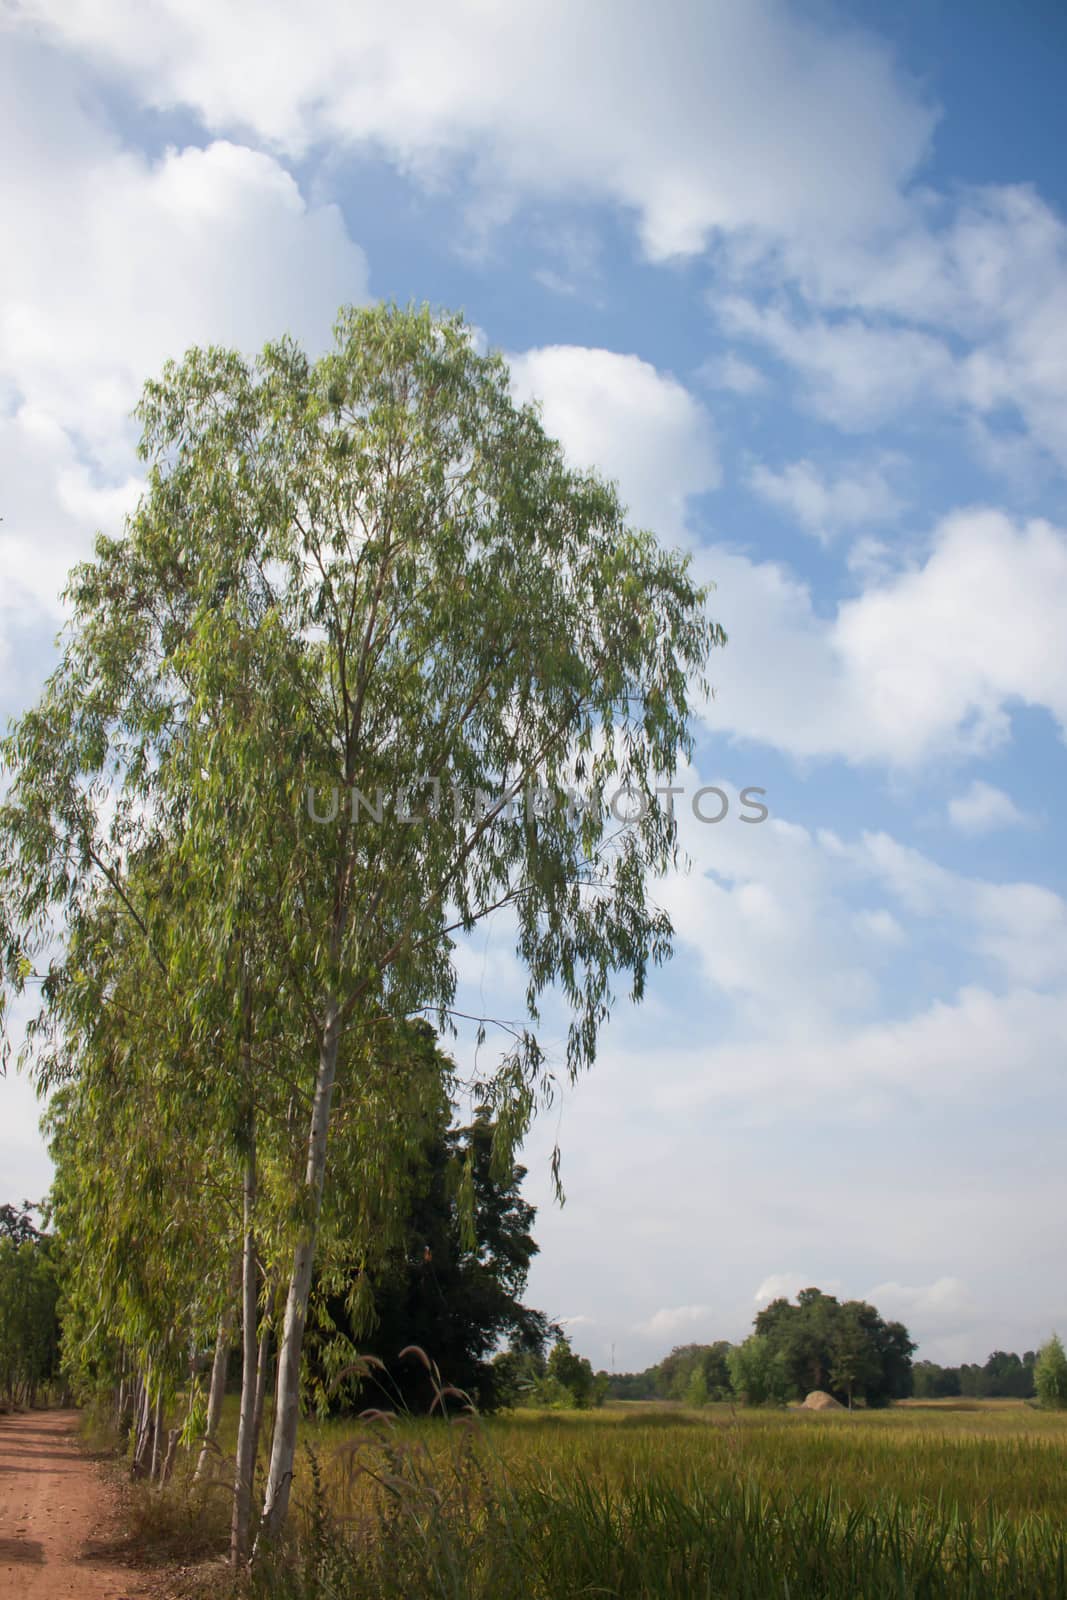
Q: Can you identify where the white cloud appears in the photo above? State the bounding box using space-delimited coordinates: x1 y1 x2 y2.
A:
0 38 369 647
14 2 1063 478
7 0 936 262
821 828 1067 991
753 1274 837 1307
867 1277 976 1333
701 509 1067 766
2 128 369 449
699 353 768 396
948 781 1028 834
508 346 719 534
521 949 1067 1366
747 457 903 542
506 340 1067 769
716 297 958 430
636 1304 717 1340
717 187 1067 468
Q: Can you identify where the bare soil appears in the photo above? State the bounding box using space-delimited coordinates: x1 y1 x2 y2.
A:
0 1409 158 1598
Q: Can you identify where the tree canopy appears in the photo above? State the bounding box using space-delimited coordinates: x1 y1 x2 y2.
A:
754 1288 915 1408
0 300 720 1556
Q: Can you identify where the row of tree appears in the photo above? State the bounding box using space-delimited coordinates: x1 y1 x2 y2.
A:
0 302 717 1565
607 1290 916 1409
914 1341 1067 1406
608 1308 1067 1413
913 1351 1038 1399
0 1203 60 1409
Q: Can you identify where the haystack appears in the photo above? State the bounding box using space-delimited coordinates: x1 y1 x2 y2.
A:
801 1390 844 1411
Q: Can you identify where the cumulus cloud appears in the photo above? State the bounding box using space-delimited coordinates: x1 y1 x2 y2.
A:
716 187 1067 468
747 457 903 542
702 509 1067 766
867 1277 976 1332
7 0 936 261
636 1304 718 1340
0 37 369 658
506 340 1067 769
753 1274 838 1306
948 781 1029 834
1 53 369 448
716 297 959 430
508 346 719 534
13 1 1063 476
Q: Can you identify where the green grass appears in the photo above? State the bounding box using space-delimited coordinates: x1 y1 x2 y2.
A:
210 1396 1067 1598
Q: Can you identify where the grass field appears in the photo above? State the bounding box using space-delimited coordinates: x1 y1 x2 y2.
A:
199 1396 1067 1598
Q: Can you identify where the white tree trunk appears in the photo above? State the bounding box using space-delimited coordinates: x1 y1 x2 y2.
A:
251 1316 272 1466
131 1369 153 1478
160 1428 180 1487
256 1003 341 1545
149 1386 164 1482
194 1255 241 1483
230 1136 259 1565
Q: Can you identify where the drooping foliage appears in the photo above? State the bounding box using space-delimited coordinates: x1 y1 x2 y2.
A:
0 301 719 1557
0 1203 61 1408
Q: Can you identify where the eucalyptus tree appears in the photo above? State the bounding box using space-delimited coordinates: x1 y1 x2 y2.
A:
37 861 240 1446
0 1223 59 1408
1 301 721 1545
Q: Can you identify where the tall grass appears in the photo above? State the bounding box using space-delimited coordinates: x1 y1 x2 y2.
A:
236 1396 1067 1599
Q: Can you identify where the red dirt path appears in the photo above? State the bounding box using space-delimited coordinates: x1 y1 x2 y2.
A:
0 1409 155 1598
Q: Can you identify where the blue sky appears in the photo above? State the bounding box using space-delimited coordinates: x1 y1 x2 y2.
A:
1 0 1066 1371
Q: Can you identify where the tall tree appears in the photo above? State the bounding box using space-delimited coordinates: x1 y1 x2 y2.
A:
1 302 720 1547
309 1084 555 1414
1035 1334 1067 1409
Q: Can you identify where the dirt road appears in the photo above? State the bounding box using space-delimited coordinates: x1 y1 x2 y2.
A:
0 1409 155 1598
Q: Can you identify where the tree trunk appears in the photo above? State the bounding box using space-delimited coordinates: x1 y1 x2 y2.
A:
251 1317 272 1471
194 1254 241 1483
256 1002 341 1546
131 1371 153 1478
160 1428 180 1486
230 1133 259 1566
149 1387 164 1482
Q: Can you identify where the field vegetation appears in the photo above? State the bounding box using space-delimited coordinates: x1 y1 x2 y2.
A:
128 1391 1067 1599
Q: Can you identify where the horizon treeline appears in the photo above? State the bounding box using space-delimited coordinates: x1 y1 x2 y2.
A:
608 1344 1043 1403
604 1290 1045 1406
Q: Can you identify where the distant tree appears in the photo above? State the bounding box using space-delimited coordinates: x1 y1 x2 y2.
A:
756 1289 841 1395
753 1289 913 1406
685 1364 709 1407
912 1361 961 1399
728 1335 791 1407
0 1215 61 1408
1035 1335 1067 1409
0 1203 44 1246
980 1350 1035 1399
491 1344 553 1408
544 1336 606 1408
830 1305 881 1410
656 1341 733 1401
603 1367 660 1401
857 1309 916 1406
952 1351 1037 1400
